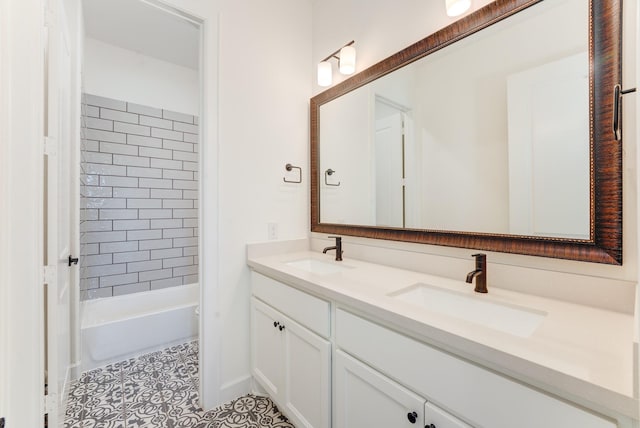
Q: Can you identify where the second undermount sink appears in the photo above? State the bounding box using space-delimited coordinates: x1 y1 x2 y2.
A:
285 258 351 275
389 283 546 337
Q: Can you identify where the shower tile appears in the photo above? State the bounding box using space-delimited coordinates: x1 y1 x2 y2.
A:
84 152 113 165
182 218 198 228
113 154 150 167
150 277 183 290
112 220 150 231
162 228 193 238
182 246 198 257
86 116 114 131
81 209 99 221
82 197 126 209
172 179 198 190
173 151 198 162
127 259 163 273
162 169 193 180
138 268 173 282
172 237 198 247
85 94 126 111
139 115 172 130
82 244 100 256
126 199 161 209
182 190 198 200
99 209 138 220
138 208 172 219
126 134 162 149
100 241 138 254
99 272 138 287
85 163 126 176
162 109 193 124
127 102 162 118
162 256 193 269
139 146 172 160
112 250 149 263
150 219 182 229
151 127 183 142
173 121 199 134
173 265 198 277
183 274 198 284
86 105 100 118
112 187 149 198
126 166 162 178
82 231 127 244
150 158 182 170
87 129 127 144
114 122 150 137
149 248 182 260
138 238 172 250
101 108 139 124
83 254 113 267
81 221 113 233
84 186 113 198
100 141 137 156
183 132 198 143
172 209 198 219
183 161 199 171
99 176 138 189
162 139 193 152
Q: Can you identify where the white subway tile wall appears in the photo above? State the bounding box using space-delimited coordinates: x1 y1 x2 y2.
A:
80 94 199 300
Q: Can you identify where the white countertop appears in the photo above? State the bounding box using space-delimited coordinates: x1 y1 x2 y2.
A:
247 249 638 420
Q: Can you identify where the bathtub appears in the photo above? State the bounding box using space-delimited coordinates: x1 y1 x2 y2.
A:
81 283 199 372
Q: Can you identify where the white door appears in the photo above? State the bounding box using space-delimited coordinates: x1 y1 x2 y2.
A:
374 112 404 227
283 314 331 428
334 350 425 428
45 0 73 425
251 298 285 400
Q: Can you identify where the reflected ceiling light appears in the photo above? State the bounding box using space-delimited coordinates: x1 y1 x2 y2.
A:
317 41 356 87
446 0 471 17
317 61 333 87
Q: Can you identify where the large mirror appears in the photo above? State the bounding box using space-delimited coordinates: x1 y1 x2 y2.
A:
310 0 622 264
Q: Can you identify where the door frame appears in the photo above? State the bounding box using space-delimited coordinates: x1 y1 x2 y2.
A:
0 0 47 425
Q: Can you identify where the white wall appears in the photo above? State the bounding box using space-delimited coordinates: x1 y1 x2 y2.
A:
83 37 199 115
312 0 638 301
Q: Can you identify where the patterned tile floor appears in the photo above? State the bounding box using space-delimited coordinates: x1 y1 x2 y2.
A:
65 341 295 427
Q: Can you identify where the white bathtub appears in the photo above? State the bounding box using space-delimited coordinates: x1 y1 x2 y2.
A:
81 283 199 372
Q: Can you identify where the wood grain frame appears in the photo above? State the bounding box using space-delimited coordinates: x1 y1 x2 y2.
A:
310 0 622 264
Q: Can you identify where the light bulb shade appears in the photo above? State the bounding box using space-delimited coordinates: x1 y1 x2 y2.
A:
317 61 332 87
446 0 471 17
339 45 356 75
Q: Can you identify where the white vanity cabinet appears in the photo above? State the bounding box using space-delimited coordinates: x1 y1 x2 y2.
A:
250 272 331 428
336 308 616 428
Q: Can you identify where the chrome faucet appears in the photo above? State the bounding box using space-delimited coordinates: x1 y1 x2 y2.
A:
322 236 343 261
465 253 487 293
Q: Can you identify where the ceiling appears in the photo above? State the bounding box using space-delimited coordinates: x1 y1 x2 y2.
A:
83 0 200 70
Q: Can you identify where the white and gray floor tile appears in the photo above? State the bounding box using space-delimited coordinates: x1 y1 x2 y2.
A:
64 341 294 428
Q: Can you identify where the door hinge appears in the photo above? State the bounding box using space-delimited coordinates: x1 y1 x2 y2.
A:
44 393 57 414
44 137 57 156
43 265 56 285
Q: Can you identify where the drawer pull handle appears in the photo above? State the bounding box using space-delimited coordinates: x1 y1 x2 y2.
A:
273 321 279 328
425 424 436 428
407 411 417 424
279 325 285 331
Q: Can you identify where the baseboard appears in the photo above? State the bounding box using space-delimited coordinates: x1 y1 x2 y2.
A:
219 374 252 403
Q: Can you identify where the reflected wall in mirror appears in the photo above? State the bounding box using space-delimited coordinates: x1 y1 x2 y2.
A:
311 0 622 264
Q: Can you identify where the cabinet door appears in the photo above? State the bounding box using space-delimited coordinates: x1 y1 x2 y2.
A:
425 402 473 428
283 314 331 428
334 350 425 428
251 298 285 400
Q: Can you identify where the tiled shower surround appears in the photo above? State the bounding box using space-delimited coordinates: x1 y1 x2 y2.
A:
80 94 199 300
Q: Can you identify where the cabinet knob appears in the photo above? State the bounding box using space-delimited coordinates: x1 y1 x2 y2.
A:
279 325 285 331
273 321 279 328
407 411 418 424
425 424 436 428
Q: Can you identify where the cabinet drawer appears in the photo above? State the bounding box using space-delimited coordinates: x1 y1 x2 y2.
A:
252 271 330 338
425 403 472 428
336 309 615 428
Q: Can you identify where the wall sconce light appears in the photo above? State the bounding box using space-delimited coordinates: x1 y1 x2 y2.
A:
317 40 356 87
446 0 471 17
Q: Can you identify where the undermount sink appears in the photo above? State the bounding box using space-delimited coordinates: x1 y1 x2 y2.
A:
389 283 546 337
285 258 351 275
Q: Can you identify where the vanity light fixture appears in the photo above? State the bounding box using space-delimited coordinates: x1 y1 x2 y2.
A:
317 40 356 87
445 0 471 17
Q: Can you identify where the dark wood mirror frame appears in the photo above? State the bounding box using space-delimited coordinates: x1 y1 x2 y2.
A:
310 0 622 265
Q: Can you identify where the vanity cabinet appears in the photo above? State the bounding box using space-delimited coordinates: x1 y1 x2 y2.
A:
251 273 331 428
336 308 616 428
